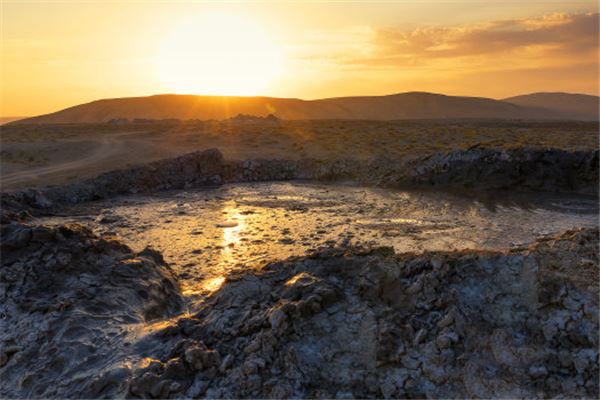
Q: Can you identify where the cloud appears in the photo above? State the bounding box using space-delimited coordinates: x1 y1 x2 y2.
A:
282 11 598 98
346 12 598 69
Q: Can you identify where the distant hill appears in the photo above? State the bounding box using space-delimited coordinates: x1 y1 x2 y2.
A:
11 92 599 124
503 93 598 121
0 116 27 125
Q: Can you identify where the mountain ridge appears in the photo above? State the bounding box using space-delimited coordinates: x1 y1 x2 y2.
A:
11 91 599 124
502 92 598 121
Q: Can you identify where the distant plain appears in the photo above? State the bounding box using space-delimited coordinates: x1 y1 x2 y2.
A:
1 119 598 190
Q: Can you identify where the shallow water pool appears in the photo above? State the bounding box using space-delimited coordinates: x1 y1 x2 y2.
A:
42 181 598 299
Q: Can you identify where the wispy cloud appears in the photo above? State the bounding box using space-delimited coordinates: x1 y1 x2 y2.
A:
347 12 598 68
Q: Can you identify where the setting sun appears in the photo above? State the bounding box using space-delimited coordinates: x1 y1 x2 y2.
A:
155 13 283 96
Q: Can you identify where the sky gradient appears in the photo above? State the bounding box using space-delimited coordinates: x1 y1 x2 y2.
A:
1 1 598 117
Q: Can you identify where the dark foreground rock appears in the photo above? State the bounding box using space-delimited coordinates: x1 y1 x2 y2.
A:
122 228 598 399
0 218 183 398
1 199 597 398
4 224 594 398
2 147 598 213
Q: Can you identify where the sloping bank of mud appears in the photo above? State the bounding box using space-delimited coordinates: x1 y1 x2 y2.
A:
1 213 598 398
0 218 183 398
1 147 598 212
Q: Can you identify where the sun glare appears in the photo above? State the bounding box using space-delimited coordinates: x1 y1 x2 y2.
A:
156 13 283 96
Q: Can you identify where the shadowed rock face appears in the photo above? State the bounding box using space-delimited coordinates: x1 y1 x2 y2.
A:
1 147 598 214
0 220 183 398
1 211 597 398
124 229 598 399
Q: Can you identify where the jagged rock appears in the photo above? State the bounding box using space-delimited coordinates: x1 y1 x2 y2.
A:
184 343 221 371
0 221 183 399
0 226 32 250
116 228 600 398
2 147 598 214
1 205 597 399
528 365 549 378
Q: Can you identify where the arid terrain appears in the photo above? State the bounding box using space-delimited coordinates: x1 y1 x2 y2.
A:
1 119 598 190
0 116 600 398
1 118 598 399
3 0 599 397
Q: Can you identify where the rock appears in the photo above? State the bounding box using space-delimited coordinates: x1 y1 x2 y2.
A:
0 351 8 368
30 226 55 242
32 192 53 208
542 320 559 341
205 387 222 399
55 252 72 266
88 367 130 397
129 372 161 397
422 362 448 384
436 334 452 350
436 313 454 328
413 328 427 345
435 332 458 350
1 227 32 250
573 349 597 374
186 376 209 398
379 369 407 398
219 354 233 373
1 215 597 399
97 215 121 224
0 221 183 399
210 175 222 184
268 308 287 331
528 365 548 378
185 344 221 371
563 295 582 311
163 357 186 379
243 357 266 376
430 257 443 269
406 280 423 295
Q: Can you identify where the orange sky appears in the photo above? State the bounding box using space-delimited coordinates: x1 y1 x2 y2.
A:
1 1 598 117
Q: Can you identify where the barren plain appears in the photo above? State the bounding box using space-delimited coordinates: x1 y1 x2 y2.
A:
1 119 598 399
1 120 597 189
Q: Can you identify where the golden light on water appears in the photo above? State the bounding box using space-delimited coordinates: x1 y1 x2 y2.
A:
221 201 246 266
200 276 226 293
184 201 246 295
155 13 283 96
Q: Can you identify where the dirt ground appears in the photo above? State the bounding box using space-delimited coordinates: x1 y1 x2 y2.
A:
1 120 598 399
1 120 597 190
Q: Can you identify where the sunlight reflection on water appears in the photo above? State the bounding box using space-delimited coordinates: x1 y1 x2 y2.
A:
41 182 599 304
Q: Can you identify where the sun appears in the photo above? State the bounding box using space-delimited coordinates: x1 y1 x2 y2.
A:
156 13 282 96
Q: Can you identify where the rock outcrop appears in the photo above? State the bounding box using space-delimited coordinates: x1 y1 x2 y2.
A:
1 205 597 398
0 218 183 398
2 147 598 213
126 228 598 399
1 146 597 398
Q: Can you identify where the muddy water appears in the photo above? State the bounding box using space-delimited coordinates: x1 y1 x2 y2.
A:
42 182 598 302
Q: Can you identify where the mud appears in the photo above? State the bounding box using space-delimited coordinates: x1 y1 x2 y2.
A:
1 216 598 398
0 220 182 398
1 148 598 398
39 182 597 302
2 147 598 214
125 228 599 399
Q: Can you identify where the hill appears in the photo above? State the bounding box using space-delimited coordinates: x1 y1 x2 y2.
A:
503 92 598 121
11 92 599 124
0 116 27 125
